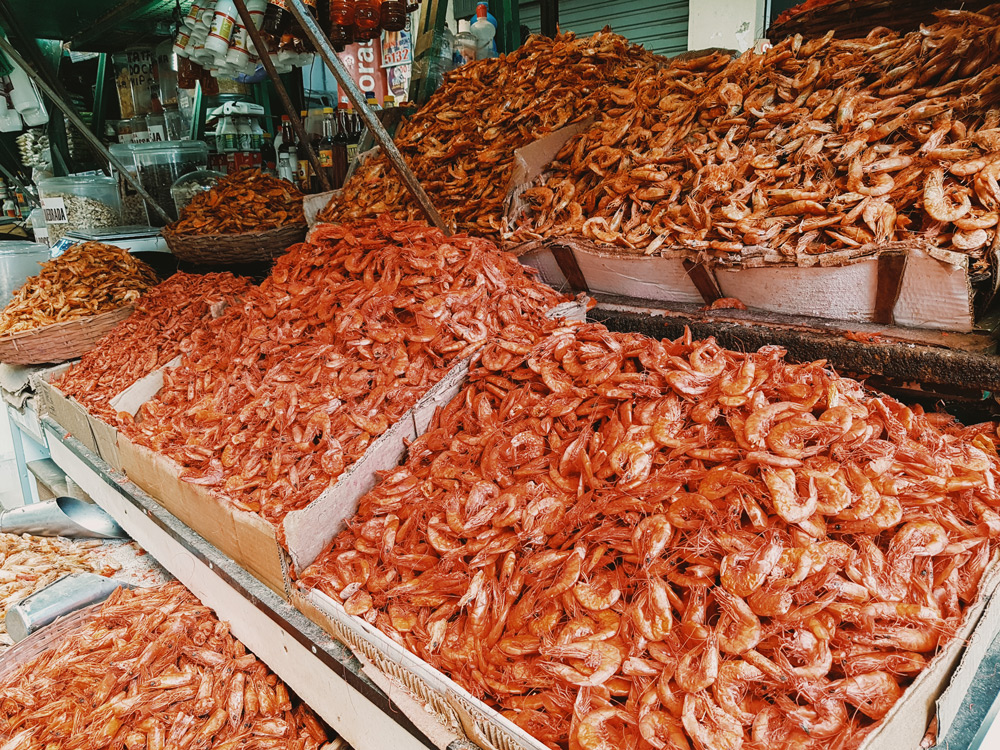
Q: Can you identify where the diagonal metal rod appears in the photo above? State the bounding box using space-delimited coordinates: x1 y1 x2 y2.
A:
285 0 449 232
233 0 331 192
0 35 173 225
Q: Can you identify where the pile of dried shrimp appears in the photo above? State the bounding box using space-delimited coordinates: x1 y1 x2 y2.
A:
0 582 330 749
301 322 1000 750
54 272 254 422
0 243 157 336
318 32 660 236
0 534 106 654
119 218 568 533
507 7 1000 275
169 169 304 235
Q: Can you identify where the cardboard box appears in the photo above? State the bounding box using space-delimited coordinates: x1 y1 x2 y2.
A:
30 364 99 456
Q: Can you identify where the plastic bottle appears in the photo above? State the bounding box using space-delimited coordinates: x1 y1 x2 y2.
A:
353 0 380 41
3 196 15 218
173 25 193 58
7 62 48 126
380 0 406 32
206 0 239 57
261 131 277 175
471 3 497 60
329 0 355 26
328 0 355 49
454 20 477 67
0 87 22 133
296 110 313 192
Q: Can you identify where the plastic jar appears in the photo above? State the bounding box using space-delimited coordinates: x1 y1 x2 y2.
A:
36 176 122 247
110 143 147 226
171 170 225 215
0 242 51 308
130 140 209 225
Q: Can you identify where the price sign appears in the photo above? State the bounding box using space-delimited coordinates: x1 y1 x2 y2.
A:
41 196 68 224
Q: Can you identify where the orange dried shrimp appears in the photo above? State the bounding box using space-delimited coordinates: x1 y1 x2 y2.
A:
53 272 254 422
318 31 661 236
119 218 568 532
0 242 157 336
169 169 304 235
301 322 1000 750
0 582 330 749
509 7 1000 278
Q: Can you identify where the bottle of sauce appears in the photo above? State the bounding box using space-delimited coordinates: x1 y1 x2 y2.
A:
296 109 314 192
261 0 291 48
334 104 350 185
380 0 406 31
318 107 337 189
353 0 380 41
261 131 277 175
277 115 297 183
328 0 355 50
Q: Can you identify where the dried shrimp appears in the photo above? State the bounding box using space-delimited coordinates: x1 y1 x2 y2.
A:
0 534 106 655
318 32 661 236
0 582 330 749
169 169 304 235
118 218 568 534
0 243 157 336
507 7 1000 278
54 272 253 422
301 322 1000 750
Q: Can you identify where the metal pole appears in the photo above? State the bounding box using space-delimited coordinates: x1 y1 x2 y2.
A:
233 0 331 192
0 36 173 225
285 0 449 232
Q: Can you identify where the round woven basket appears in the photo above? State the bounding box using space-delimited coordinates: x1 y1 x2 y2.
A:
0 306 133 366
162 224 308 264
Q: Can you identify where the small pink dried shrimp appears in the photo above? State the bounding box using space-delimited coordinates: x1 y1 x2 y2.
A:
301 322 1000 750
54 272 253 422
117 218 568 535
0 582 330 749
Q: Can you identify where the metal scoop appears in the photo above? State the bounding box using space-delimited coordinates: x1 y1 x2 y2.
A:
0 497 128 539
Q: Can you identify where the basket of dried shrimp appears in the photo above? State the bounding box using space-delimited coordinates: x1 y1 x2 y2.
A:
161 168 307 264
0 306 134 366
161 223 307 264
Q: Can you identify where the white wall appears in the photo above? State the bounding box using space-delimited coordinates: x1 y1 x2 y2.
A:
687 0 766 53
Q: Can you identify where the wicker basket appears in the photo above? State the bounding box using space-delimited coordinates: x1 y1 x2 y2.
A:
0 306 133 367
162 224 307 264
0 603 100 681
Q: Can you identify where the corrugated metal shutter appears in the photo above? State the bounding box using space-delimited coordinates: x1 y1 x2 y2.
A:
519 0 689 57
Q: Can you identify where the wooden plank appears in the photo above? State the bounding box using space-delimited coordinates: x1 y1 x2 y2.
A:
590 294 1000 394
